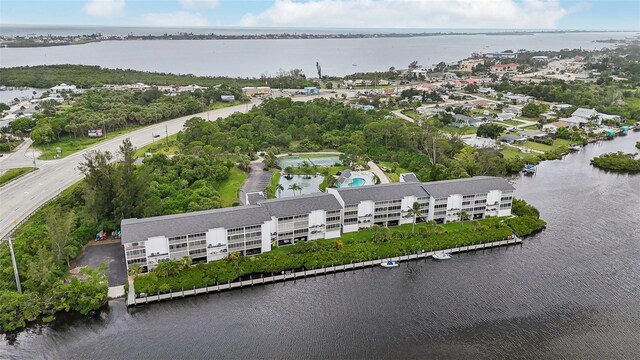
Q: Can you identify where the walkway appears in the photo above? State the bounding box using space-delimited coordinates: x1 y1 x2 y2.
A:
238 159 273 204
367 161 390 184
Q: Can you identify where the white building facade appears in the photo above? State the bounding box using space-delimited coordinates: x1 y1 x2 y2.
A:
122 177 514 272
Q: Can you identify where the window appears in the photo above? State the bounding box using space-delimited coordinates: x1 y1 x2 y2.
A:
344 210 358 217
500 203 511 209
434 204 447 209
327 223 341 230
344 218 357 225
475 199 487 204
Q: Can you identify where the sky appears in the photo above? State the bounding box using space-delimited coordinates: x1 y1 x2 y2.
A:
0 0 638 30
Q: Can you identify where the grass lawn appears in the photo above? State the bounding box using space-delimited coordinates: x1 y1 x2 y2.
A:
501 119 525 126
0 167 35 186
378 161 409 182
522 124 539 130
217 167 249 207
401 110 422 121
36 126 143 160
439 126 477 135
209 100 242 110
134 216 538 294
500 146 541 163
265 171 281 199
522 138 571 153
134 134 179 157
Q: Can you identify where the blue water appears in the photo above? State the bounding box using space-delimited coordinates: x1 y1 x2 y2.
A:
348 177 366 187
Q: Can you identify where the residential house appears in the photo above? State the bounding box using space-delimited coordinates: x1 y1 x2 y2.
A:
500 134 527 144
542 121 570 133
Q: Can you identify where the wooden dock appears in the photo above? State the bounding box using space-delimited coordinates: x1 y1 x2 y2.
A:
127 237 522 306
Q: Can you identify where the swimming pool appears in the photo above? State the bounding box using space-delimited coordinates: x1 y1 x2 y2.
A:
348 177 366 187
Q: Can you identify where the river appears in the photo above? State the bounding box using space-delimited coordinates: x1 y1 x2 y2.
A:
0 32 636 77
2 133 639 359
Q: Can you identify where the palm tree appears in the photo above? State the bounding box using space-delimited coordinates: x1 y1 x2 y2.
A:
277 184 284 196
460 210 469 222
288 183 302 196
404 201 423 233
127 264 142 279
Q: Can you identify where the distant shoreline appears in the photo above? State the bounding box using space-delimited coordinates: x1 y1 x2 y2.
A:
0 30 634 48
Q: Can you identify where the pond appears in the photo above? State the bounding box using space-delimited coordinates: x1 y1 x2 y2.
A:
277 174 324 198
277 155 341 168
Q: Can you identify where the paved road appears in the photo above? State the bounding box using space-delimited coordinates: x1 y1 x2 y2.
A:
391 110 416 123
0 104 248 240
367 161 390 184
0 92 352 240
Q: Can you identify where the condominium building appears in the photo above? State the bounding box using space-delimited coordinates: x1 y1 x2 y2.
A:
121 176 514 272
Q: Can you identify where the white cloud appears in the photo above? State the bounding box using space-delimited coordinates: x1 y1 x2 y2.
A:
83 0 125 18
239 0 579 29
179 0 220 8
143 11 209 27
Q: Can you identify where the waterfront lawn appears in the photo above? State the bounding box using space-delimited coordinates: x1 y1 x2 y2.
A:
522 139 571 153
36 126 143 160
134 217 536 295
0 167 35 186
217 167 248 206
265 171 282 199
500 146 542 163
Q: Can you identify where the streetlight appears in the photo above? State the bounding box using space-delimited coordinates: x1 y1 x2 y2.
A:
8 221 22 294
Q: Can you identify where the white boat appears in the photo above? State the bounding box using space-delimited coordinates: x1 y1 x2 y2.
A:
380 260 400 268
568 144 582 152
432 252 452 260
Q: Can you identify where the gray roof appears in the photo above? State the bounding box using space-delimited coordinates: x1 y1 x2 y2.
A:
572 108 598 119
246 192 265 205
337 169 351 183
400 173 419 183
121 205 272 244
453 114 474 122
257 193 342 217
423 176 514 199
335 182 430 204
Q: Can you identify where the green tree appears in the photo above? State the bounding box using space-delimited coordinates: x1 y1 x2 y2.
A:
47 205 76 267
31 119 55 145
113 139 146 220
477 124 505 139
288 183 302 196
78 150 116 223
404 201 423 233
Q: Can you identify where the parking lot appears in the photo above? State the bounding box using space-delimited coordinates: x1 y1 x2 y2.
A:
73 241 127 286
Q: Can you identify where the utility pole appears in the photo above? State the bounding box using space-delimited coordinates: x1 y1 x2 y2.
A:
165 124 169 146
32 147 37 169
7 235 22 294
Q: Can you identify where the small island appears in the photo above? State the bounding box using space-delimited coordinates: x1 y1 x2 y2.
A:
591 152 640 172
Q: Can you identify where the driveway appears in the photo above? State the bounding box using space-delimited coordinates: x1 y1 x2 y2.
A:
73 241 127 286
239 160 273 204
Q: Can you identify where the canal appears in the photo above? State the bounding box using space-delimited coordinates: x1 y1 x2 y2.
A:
2 133 639 359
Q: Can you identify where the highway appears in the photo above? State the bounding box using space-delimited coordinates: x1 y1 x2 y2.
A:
0 91 353 240
0 104 250 240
